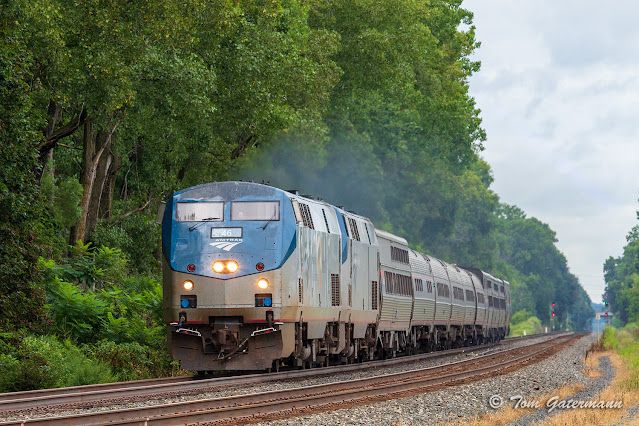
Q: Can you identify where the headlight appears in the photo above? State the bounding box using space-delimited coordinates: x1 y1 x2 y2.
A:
226 261 238 273
257 279 269 289
213 261 225 273
183 280 194 291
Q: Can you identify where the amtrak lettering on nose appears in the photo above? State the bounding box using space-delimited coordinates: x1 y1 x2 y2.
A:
210 240 242 251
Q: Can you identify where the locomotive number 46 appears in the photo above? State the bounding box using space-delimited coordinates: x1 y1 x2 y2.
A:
211 228 243 238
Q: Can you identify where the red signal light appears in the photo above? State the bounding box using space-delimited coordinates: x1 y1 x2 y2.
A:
552 303 555 307
552 313 555 317
605 313 608 317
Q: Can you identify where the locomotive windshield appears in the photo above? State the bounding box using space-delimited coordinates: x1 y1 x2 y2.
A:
176 202 224 222
231 201 280 221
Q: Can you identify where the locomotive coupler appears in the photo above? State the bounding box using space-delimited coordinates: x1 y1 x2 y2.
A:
210 328 239 352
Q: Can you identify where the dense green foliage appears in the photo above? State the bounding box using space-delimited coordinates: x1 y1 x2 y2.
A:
0 5 48 332
0 334 117 391
1 0 594 390
508 309 543 337
603 203 639 325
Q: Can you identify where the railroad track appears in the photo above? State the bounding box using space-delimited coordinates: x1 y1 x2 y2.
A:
0 332 578 425
0 332 552 415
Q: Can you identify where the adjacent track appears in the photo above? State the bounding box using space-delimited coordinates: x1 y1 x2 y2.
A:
0 332 578 425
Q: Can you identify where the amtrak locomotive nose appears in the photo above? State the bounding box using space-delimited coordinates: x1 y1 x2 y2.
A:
162 182 297 370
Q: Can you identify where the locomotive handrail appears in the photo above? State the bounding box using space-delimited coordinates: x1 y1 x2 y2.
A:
174 328 201 337
251 327 277 336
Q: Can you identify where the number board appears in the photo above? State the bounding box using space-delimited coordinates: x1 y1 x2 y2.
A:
211 228 243 239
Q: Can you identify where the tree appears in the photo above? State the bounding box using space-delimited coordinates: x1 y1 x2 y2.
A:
0 8 47 330
603 219 639 325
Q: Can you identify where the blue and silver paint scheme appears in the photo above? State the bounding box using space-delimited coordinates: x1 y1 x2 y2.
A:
162 182 297 370
162 181 380 370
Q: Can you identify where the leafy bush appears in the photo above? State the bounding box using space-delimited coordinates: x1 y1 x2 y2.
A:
511 309 533 324
46 280 108 343
509 315 543 337
64 347 117 387
121 276 164 327
2 240 171 391
40 244 163 346
84 340 173 381
64 241 128 291
0 334 116 392
101 310 162 346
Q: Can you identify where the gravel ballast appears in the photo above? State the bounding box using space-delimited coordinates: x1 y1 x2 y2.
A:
256 334 599 425
506 354 615 425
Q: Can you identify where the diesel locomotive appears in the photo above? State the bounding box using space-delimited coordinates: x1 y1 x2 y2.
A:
160 181 511 371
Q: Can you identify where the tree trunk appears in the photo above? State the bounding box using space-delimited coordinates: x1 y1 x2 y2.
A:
100 154 119 220
85 148 113 238
70 118 119 244
38 102 86 182
47 149 55 205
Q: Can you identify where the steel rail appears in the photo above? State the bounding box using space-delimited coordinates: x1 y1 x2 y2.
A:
0 332 555 413
0 333 577 425
0 376 192 403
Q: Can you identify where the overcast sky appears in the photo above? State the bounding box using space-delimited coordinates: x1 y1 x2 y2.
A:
464 0 639 304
